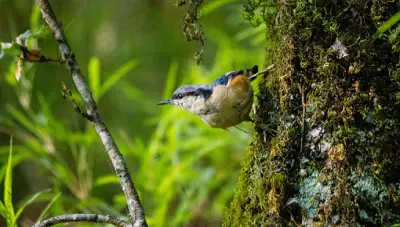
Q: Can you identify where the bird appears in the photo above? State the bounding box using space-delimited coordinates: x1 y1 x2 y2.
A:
157 65 274 130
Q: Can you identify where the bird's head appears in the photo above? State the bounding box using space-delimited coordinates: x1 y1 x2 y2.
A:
157 85 212 113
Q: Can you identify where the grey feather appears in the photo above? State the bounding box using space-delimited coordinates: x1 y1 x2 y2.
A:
171 85 213 100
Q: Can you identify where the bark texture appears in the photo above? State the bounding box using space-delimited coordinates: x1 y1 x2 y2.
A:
33 214 129 227
224 0 400 226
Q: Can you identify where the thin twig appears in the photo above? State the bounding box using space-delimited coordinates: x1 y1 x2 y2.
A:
61 82 94 121
32 214 129 227
248 64 274 81
35 1 147 226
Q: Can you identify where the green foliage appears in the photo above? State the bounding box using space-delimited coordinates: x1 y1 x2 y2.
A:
15 189 51 221
99 59 139 100
1 138 51 226
375 11 400 38
4 137 15 227
0 26 52 60
88 57 138 102
0 1 266 226
36 193 61 222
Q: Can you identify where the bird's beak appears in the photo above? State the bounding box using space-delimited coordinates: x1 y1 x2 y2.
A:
157 100 172 105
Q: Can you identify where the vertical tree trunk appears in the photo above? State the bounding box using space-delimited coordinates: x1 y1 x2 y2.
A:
224 0 400 226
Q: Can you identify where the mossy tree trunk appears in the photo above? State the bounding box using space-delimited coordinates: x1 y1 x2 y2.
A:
224 0 400 226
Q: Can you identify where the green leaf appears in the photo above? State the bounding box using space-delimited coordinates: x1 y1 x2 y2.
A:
88 57 101 101
30 26 52 40
36 193 61 222
6 105 36 134
99 59 139 100
4 136 15 227
94 174 120 187
30 4 41 32
15 189 51 221
375 11 400 37
1 42 22 58
0 201 7 218
0 153 29 185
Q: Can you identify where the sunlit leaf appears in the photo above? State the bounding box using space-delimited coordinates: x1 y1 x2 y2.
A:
15 189 51 221
94 174 120 187
0 201 7 219
4 137 15 227
36 192 61 222
30 26 52 40
375 11 400 37
99 59 139 100
0 153 29 185
30 4 41 32
88 57 101 101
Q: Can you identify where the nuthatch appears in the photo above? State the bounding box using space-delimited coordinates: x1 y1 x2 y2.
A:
157 65 273 129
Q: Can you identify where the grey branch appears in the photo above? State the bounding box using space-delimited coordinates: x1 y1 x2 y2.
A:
35 1 147 226
32 214 129 227
248 64 274 81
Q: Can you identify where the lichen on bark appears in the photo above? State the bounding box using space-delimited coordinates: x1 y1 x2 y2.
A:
224 0 400 226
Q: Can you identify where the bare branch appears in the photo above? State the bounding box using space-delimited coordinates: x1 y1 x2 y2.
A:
33 214 129 227
35 0 147 226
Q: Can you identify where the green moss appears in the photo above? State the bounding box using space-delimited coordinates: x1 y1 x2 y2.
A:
224 0 400 226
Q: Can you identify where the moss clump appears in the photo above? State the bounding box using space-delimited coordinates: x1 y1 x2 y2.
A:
224 0 400 226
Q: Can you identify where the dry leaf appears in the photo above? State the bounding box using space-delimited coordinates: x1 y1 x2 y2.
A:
15 58 23 81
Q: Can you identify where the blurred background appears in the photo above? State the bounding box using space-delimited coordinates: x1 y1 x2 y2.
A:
0 0 267 226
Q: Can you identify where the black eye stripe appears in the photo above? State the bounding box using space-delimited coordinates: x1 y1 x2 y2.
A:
171 85 212 100
172 88 211 99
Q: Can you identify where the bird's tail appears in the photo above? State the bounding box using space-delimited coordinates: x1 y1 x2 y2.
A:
248 64 274 82
250 65 258 75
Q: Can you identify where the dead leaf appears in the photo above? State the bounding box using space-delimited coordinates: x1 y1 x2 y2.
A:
15 58 23 81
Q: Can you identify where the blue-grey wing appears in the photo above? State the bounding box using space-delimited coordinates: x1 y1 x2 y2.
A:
210 66 258 87
172 84 213 100
210 73 231 87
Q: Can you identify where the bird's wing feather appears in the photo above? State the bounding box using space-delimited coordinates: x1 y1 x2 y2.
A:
210 66 258 87
172 84 213 100
211 73 231 87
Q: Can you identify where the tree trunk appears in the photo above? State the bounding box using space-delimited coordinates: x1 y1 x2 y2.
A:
224 0 400 226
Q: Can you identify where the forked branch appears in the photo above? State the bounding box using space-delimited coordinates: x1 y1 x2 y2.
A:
33 214 129 227
35 0 147 226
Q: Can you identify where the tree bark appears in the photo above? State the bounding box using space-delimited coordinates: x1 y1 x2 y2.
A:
224 0 400 226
